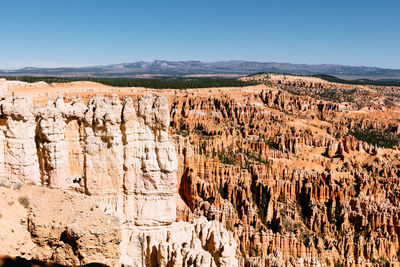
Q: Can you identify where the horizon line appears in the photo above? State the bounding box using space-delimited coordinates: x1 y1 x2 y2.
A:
1 59 400 71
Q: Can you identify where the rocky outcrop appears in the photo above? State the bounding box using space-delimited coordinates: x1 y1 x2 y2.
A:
0 93 238 266
0 79 8 96
0 94 177 224
0 184 121 266
242 73 400 110
4 77 400 266
0 97 41 185
259 89 340 113
141 217 238 267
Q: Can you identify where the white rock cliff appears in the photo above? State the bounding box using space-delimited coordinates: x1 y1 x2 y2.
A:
0 93 238 267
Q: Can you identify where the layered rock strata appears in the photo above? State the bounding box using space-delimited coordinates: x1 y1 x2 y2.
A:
0 93 238 266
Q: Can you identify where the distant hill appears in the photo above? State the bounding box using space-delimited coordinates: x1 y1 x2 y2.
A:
1 60 400 80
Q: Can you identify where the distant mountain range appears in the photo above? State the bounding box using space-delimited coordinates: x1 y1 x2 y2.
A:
1 60 400 80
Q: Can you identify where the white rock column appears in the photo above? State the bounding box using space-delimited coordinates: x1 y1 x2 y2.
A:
83 95 124 196
1 97 41 185
37 97 71 189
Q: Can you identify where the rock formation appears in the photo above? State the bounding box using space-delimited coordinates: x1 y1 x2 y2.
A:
0 184 121 266
2 75 400 266
0 79 8 96
0 93 238 266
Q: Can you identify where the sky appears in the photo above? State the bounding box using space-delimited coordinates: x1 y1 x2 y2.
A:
0 0 399 69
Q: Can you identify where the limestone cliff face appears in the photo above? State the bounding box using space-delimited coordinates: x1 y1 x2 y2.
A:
0 93 238 267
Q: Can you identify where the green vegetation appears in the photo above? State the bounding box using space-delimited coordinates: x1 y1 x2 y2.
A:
175 118 189 136
334 259 342 267
265 137 280 150
349 127 399 148
248 72 400 87
242 149 270 167
18 196 29 209
252 189 271 226
314 74 400 87
1 76 258 89
217 147 236 165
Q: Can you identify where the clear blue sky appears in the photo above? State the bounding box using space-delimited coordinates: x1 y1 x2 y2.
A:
0 0 399 69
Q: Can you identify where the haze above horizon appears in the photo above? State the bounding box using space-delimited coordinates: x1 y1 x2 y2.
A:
0 0 399 70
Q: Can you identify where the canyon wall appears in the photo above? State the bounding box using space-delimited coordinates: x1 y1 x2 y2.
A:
3 77 400 266
0 91 238 267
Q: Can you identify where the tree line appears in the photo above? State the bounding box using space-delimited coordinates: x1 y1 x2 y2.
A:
0 76 258 89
